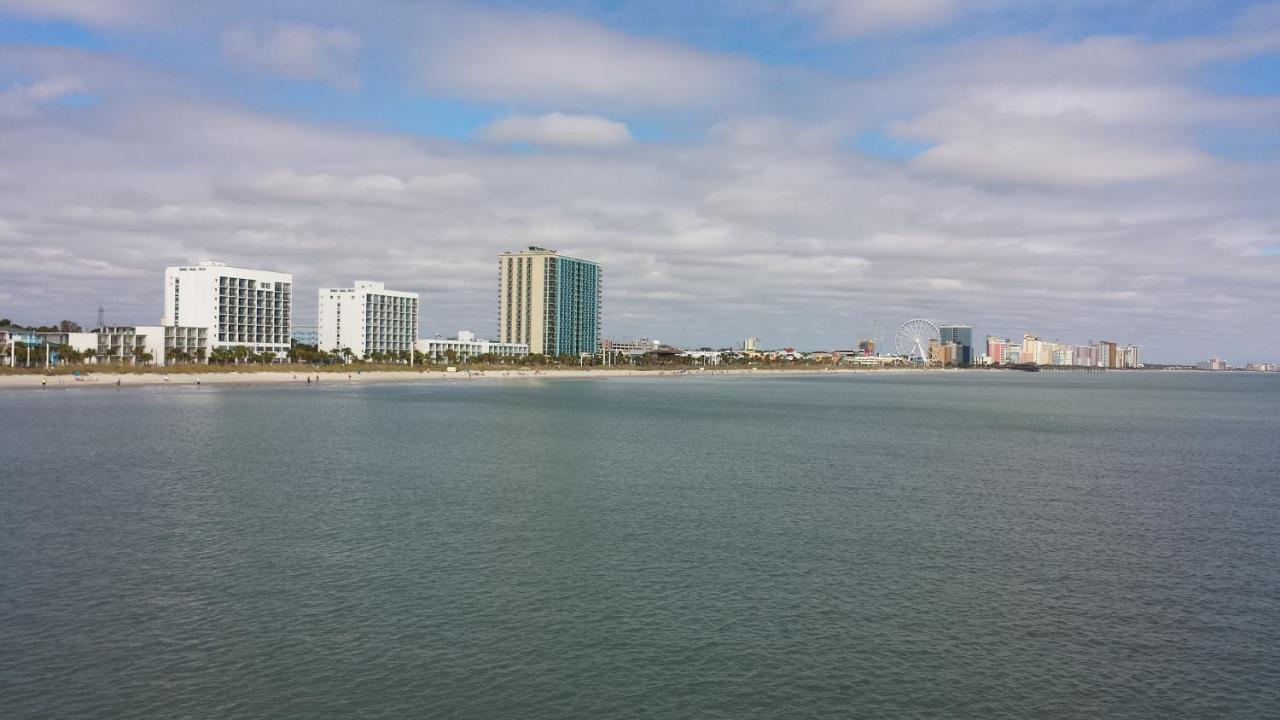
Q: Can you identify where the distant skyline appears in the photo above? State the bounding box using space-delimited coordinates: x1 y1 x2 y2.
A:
1 0 1278 363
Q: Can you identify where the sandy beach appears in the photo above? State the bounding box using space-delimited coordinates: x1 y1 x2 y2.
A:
0 366 935 391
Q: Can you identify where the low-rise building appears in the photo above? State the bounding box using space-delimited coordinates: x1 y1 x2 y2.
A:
95 326 166 365
600 337 661 360
91 325 208 365
415 331 529 361
681 350 723 365
2 328 63 366
36 331 99 364
164 326 209 363
1 328 41 363
843 354 902 367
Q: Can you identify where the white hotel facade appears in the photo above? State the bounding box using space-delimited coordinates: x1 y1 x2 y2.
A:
318 281 419 359
415 330 528 361
164 261 293 358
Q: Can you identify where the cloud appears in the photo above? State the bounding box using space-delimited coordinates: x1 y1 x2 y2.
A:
710 117 845 152
414 10 758 108
4 88 1277 359
222 23 361 90
868 31 1280 187
796 0 957 35
0 78 82 119
893 100 1212 187
56 204 230 229
248 170 484 206
0 0 147 26
481 113 634 148
1 9 1279 361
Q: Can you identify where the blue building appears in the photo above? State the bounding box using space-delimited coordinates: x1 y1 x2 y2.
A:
498 247 601 356
939 324 974 365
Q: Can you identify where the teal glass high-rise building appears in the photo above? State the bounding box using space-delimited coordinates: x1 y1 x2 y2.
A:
498 247 601 356
939 324 974 365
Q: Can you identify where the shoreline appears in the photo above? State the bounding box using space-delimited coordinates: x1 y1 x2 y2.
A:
1 366 936 391
0 366 1255 391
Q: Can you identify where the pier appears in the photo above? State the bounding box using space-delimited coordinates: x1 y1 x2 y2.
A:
1005 363 1106 373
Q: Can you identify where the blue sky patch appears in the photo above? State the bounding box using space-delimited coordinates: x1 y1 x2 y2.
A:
852 130 934 160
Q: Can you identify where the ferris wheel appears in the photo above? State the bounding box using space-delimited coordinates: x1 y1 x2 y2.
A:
894 319 940 362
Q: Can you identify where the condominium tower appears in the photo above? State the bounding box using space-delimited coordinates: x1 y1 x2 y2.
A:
318 281 419 359
498 246 601 356
163 261 292 357
939 325 974 365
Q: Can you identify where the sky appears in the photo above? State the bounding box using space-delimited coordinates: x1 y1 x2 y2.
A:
1 0 1278 363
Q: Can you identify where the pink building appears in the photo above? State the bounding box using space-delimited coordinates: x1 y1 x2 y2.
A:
987 336 1007 365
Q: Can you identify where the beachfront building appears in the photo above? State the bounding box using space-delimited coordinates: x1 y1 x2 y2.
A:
95 326 166 365
682 350 723 365
2 328 97 367
95 325 205 365
1073 344 1099 368
37 331 98 363
939 325 974 365
318 281 419 360
4 325 205 367
1097 341 1119 369
498 246 601 356
1022 334 1052 366
599 337 661 360
0 329 39 367
986 336 1008 365
164 326 209 363
164 261 292 359
415 331 528 362
1123 345 1141 369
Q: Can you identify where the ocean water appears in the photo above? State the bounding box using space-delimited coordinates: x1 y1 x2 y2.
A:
2 371 1278 718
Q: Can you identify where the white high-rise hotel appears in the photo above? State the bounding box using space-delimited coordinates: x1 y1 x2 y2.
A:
318 281 419 359
163 261 293 357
